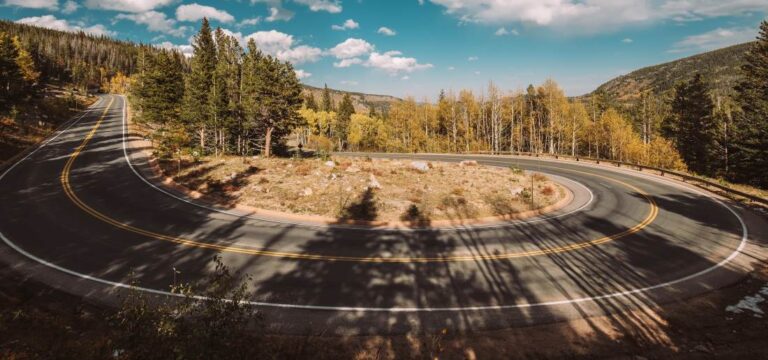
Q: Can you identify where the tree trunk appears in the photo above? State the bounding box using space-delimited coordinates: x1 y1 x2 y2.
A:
264 126 274 157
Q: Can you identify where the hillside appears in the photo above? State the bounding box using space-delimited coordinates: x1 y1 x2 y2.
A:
301 84 400 114
594 42 753 101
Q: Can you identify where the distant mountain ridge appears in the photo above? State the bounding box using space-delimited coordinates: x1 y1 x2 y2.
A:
301 84 401 114
593 42 754 101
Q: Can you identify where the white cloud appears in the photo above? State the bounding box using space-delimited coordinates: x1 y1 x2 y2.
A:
176 3 234 23
115 11 189 37
447 66 455 70
266 5 293 21
293 0 341 13
377 26 396 36
16 15 115 36
3 0 57 10
238 17 261 27
670 27 757 53
495 27 518 36
365 50 433 75
340 80 358 85
332 19 359 31
61 0 79 13
295 69 312 79
329 38 374 59
84 0 175 12
474 71 481 75
333 57 363 68
156 41 194 57
245 30 322 64
401 75 410 80
252 0 338 21
468 56 478 61
278 45 323 64
622 38 633 43
427 0 768 34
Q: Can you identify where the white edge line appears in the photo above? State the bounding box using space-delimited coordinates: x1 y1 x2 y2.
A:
0 94 749 312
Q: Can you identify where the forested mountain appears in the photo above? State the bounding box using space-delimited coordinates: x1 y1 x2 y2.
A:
302 84 400 114
594 42 752 102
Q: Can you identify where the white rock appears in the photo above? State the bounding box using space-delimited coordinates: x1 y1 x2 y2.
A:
345 165 361 173
368 174 382 189
460 160 478 166
324 160 336 168
251 185 263 192
300 187 313 196
410 161 429 172
509 186 524 196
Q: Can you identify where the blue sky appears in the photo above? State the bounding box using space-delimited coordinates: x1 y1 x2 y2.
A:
3 0 767 99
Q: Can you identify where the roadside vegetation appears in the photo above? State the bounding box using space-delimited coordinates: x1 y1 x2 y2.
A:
157 155 564 222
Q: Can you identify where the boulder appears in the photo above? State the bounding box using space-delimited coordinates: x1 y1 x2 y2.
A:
410 161 429 172
324 160 336 168
368 174 382 189
300 187 313 196
459 160 478 166
509 186 524 196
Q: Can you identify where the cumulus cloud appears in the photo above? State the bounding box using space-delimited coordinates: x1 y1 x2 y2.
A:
622 38 633 43
266 5 293 21
156 41 194 57
329 38 374 59
332 19 359 31
115 10 189 37
176 3 234 23
84 0 175 12
377 26 396 36
295 69 312 79
670 27 757 53
467 56 478 61
61 0 79 13
16 15 114 36
333 57 363 68
365 50 433 75
245 30 322 64
427 0 768 34
4 0 58 10
340 80 358 85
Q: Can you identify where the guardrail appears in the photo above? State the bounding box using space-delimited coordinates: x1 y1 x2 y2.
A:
462 150 768 207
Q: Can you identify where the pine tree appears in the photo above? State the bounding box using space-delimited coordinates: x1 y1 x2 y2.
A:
321 83 334 112
182 18 217 153
240 39 263 156
730 20 768 188
665 74 719 176
12 36 39 94
335 93 355 149
255 56 303 157
304 93 318 111
0 32 21 105
134 50 184 127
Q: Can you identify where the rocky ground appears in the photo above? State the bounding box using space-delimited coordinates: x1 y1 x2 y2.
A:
158 156 566 223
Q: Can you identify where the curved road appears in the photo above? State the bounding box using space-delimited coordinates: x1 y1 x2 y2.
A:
0 95 765 335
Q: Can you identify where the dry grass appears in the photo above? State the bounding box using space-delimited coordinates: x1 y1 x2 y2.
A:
161 156 565 222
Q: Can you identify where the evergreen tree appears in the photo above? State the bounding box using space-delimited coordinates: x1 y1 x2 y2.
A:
730 20 768 188
321 83 334 112
335 93 355 149
182 18 217 153
0 32 21 105
12 36 39 95
255 56 303 157
240 39 264 156
134 51 184 127
304 93 318 111
665 74 719 175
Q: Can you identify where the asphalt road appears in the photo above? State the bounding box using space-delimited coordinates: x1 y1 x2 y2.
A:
0 95 765 335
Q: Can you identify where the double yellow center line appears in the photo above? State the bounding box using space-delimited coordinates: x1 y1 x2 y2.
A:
60 96 658 263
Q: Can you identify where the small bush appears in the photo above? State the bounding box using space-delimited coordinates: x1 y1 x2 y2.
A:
532 173 549 182
540 185 555 196
509 165 524 175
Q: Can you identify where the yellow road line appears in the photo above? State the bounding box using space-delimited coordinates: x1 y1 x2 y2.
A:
60 96 659 263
